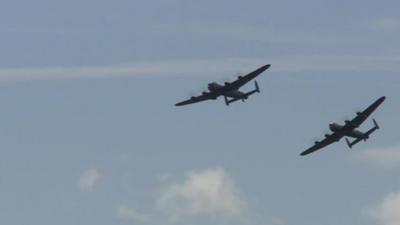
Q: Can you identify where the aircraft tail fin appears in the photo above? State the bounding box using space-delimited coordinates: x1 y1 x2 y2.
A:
373 119 379 129
345 138 353 149
255 80 260 93
224 96 230 106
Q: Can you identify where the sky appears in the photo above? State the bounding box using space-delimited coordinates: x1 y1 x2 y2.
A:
0 0 399 225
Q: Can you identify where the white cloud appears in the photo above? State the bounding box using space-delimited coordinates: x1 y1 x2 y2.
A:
371 17 400 32
157 167 245 221
354 145 400 169
370 191 400 225
116 206 151 223
77 168 101 192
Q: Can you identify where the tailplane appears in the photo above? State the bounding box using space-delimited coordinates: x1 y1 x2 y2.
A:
224 96 242 106
224 81 261 106
242 80 260 98
345 119 380 149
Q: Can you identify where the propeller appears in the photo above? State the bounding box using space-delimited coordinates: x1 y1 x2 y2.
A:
320 128 331 138
311 137 321 145
235 72 244 76
340 115 351 123
187 87 207 98
234 72 244 80
218 73 236 85
353 107 363 116
321 127 330 135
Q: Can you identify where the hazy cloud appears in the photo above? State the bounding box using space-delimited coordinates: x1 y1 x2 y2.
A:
371 17 400 32
0 59 253 81
77 168 101 192
370 191 400 225
116 206 151 224
0 55 399 82
157 167 245 221
354 145 400 169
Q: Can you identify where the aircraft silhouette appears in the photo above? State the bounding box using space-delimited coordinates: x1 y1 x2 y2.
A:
301 96 386 156
175 64 270 106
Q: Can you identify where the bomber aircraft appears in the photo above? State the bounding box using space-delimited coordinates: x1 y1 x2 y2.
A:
175 64 271 106
300 96 386 156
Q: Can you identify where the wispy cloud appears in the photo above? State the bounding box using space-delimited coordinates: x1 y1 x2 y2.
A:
369 191 400 225
77 168 101 192
156 167 245 222
354 145 400 169
0 59 253 82
0 55 399 82
153 22 371 46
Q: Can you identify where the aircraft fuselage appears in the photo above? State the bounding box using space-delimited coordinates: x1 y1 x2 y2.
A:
208 82 247 99
329 123 368 139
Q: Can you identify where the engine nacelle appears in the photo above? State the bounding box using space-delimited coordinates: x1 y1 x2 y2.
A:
238 76 243 79
202 91 208 95
315 141 320 145
345 120 350 125
356 112 362 116
325 134 330 138
191 96 196 100
225 82 230 85
329 123 343 132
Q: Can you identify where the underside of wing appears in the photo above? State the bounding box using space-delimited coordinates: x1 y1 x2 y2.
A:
344 96 386 129
300 134 340 156
227 64 270 90
175 92 218 106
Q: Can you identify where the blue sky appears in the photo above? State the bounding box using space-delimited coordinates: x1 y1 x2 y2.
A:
0 1 399 225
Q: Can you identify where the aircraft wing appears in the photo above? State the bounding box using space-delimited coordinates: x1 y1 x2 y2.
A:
225 64 270 90
343 96 386 130
175 92 218 106
300 133 342 156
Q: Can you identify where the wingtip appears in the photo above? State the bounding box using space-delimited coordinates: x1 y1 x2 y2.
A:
375 96 386 105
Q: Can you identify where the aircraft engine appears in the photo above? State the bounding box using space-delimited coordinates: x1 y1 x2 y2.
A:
325 134 330 138
191 96 196 100
202 91 208 95
345 120 351 125
238 75 243 79
329 123 342 131
314 141 320 145
225 82 230 85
